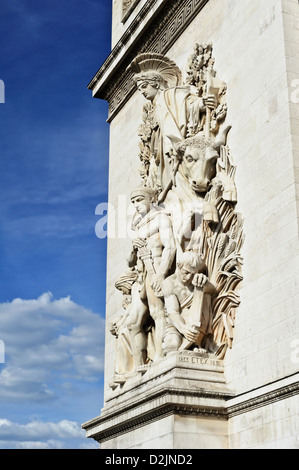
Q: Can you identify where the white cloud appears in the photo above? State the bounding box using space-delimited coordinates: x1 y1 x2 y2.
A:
0 293 105 448
0 367 55 402
0 293 105 402
0 418 98 449
0 418 82 440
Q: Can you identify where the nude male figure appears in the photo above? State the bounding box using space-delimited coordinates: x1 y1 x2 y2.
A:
127 186 176 361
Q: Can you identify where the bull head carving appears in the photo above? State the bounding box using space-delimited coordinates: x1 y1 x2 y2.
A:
167 125 231 194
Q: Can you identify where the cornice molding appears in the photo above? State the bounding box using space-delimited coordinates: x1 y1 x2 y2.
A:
122 0 142 23
87 0 164 91
227 380 299 418
82 380 299 444
88 0 210 122
83 387 231 443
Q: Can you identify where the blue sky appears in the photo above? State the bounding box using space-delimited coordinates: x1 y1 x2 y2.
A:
0 0 112 448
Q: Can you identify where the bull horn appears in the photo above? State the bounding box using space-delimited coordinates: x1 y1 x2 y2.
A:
166 134 183 147
213 125 232 151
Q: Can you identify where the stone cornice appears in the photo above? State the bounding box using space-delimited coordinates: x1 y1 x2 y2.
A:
87 0 166 93
82 387 231 444
88 0 210 122
122 0 142 23
227 379 299 418
82 379 299 444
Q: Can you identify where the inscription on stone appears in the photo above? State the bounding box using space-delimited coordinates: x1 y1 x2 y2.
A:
177 352 221 367
178 356 221 367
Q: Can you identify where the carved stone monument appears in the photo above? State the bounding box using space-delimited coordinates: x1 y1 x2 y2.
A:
83 0 299 449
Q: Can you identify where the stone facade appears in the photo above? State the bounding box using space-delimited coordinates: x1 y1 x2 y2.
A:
83 0 299 449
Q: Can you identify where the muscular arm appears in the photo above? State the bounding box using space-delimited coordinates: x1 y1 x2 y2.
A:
192 273 216 295
163 277 200 343
155 213 176 279
164 293 186 335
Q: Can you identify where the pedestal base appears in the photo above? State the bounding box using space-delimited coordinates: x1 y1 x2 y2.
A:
82 351 235 449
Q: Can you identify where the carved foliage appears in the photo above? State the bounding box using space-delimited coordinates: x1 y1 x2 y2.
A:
186 42 228 134
201 147 244 359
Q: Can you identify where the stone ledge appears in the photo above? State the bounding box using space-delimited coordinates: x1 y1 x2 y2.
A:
227 375 299 418
88 0 166 93
122 0 142 23
106 350 226 404
82 368 299 444
82 351 233 444
82 388 231 444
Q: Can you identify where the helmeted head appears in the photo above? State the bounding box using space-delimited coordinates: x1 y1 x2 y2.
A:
128 53 182 102
134 71 168 101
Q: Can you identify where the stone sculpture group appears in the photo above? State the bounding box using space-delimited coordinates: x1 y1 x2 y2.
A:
109 44 244 389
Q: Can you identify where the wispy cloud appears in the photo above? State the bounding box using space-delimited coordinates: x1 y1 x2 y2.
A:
0 293 105 448
0 293 105 401
0 418 82 440
0 418 98 449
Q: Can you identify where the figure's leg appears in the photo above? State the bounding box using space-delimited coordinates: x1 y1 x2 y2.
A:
162 325 182 354
145 277 166 361
128 325 147 367
126 283 149 369
114 330 134 376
